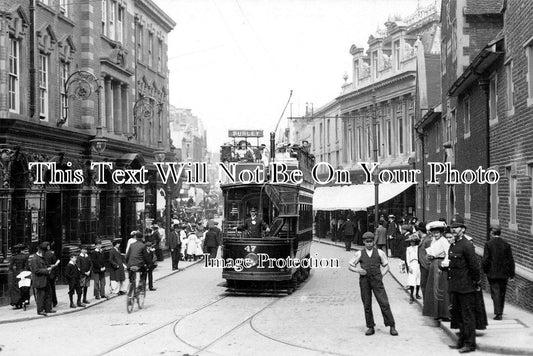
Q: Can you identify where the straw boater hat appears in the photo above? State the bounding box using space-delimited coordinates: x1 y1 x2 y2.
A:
405 233 420 242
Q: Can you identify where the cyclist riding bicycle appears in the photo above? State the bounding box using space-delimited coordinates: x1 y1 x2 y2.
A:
125 231 151 287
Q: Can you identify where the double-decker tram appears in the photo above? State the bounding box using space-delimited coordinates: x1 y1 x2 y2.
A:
219 130 314 294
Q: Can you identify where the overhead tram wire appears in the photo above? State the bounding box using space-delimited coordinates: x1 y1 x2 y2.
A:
274 90 294 135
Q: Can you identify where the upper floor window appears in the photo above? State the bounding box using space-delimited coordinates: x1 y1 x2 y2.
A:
463 98 470 137
354 59 359 87
8 37 20 113
393 40 400 71
148 32 154 67
117 5 124 43
59 0 70 17
526 42 533 106
157 39 163 72
387 120 392 156
398 115 403 154
357 127 363 159
137 24 144 61
108 1 116 40
60 61 70 126
101 0 107 35
39 53 49 121
410 115 415 152
505 60 514 114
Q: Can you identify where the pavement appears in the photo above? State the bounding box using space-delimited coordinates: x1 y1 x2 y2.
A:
0 257 203 325
314 237 533 355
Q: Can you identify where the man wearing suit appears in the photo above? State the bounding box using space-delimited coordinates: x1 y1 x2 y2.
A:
482 224 515 320
90 239 107 300
238 208 270 238
339 217 357 251
30 243 54 316
448 215 481 354
168 224 181 270
43 242 58 308
374 220 387 253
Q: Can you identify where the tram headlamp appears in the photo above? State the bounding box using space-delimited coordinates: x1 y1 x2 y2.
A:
245 253 259 267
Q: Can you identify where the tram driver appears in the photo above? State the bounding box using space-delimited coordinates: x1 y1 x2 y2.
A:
236 207 270 238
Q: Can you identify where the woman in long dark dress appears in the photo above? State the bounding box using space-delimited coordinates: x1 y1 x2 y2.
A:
8 244 30 309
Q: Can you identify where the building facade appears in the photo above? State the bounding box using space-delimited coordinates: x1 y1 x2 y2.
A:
0 0 175 304
336 4 441 220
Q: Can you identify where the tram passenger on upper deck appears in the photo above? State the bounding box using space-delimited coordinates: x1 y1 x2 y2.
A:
275 143 293 160
237 207 270 238
234 140 254 162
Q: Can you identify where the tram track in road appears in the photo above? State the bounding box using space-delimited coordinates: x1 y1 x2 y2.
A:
97 294 230 356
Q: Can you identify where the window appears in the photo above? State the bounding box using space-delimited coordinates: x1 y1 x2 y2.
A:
372 51 378 79
157 39 163 72
357 127 363 159
347 128 353 161
102 0 107 35
393 40 400 71
387 121 392 155
410 115 415 152
436 119 440 152
148 32 154 67
335 115 339 142
327 119 330 145
489 75 498 123
526 44 533 106
505 60 514 113
8 38 19 113
109 1 116 40
506 166 517 229
60 62 70 125
137 24 143 61
319 122 323 148
117 6 124 43
463 98 470 137
39 54 49 121
490 180 499 223
60 0 70 17
398 115 403 154
464 184 470 218
367 126 371 158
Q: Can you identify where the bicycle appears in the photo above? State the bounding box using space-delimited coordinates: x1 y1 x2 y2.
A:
126 266 146 313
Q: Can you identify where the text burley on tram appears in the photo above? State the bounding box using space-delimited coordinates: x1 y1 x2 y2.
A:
219 130 315 293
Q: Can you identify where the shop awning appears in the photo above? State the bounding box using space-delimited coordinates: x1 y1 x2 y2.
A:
313 183 414 211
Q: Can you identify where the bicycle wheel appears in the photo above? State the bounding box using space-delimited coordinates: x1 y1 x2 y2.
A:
126 283 135 313
137 282 146 309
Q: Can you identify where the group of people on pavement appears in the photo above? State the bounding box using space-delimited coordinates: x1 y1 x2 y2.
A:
6 214 223 316
348 213 516 354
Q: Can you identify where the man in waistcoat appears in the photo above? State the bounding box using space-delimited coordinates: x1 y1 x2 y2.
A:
349 232 398 336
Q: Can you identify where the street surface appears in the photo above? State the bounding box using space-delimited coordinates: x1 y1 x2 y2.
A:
0 243 494 356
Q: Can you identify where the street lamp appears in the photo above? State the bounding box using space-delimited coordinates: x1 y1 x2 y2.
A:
154 148 174 249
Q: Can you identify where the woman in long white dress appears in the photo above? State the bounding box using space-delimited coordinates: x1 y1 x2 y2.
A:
422 221 451 320
186 230 198 261
405 234 421 303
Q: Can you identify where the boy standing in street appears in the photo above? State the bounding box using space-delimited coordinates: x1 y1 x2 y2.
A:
349 232 398 336
64 254 85 308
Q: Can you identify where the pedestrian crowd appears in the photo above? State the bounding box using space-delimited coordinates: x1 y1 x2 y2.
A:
348 213 515 354
6 217 222 317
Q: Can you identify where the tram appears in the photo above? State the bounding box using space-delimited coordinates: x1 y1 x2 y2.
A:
219 130 314 294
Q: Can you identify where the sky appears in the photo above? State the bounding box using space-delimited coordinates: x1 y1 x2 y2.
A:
154 0 436 150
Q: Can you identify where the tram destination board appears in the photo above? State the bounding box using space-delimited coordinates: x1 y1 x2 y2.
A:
228 130 263 138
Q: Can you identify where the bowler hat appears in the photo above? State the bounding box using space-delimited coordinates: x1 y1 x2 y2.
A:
362 232 375 241
450 215 466 228
250 207 257 213
38 242 49 251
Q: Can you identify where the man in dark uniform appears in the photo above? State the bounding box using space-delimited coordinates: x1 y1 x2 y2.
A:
126 231 151 289
448 215 481 353
168 224 181 270
416 221 431 297
386 215 399 257
43 242 58 308
203 225 220 259
349 232 398 336
482 224 515 320
238 207 270 238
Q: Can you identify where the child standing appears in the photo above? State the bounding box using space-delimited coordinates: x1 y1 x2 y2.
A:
64 254 85 308
76 246 92 304
405 234 421 303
